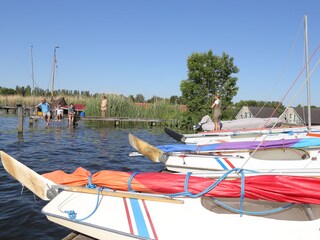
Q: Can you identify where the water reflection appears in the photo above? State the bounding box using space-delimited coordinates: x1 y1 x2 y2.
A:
17 133 24 143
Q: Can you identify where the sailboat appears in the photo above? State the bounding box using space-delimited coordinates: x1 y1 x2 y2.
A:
128 133 320 173
37 46 85 124
49 46 68 109
36 47 66 116
2 150 320 240
163 125 320 145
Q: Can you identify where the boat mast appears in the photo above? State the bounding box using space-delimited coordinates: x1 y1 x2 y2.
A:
30 46 35 106
51 46 59 100
304 15 311 129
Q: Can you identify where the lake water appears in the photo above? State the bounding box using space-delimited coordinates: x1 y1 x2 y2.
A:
0 115 177 240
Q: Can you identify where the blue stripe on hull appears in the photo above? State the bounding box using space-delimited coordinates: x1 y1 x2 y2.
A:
214 157 228 170
130 198 149 238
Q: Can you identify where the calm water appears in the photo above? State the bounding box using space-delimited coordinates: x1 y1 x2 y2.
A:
0 115 176 240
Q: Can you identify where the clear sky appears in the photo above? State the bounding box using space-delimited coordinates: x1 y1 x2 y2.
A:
1 0 320 106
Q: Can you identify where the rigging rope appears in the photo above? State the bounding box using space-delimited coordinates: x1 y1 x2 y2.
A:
64 187 103 222
239 53 320 171
254 17 305 119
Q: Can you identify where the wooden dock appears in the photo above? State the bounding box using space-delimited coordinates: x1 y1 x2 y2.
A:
0 105 34 114
82 116 171 126
0 106 19 114
62 232 95 240
1 106 176 127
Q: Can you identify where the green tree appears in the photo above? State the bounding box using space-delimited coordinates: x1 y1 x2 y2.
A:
0 87 16 95
169 95 183 104
147 96 163 103
128 95 135 102
135 94 145 103
81 91 91 97
25 85 32 96
180 50 239 122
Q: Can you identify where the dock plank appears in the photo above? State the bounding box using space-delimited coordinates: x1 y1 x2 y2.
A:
62 232 96 240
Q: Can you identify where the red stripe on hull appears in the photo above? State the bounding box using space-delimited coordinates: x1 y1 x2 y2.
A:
142 200 158 240
123 198 134 234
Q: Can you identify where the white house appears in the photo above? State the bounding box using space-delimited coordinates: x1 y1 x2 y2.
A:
235 106 279 119
235 106 320 126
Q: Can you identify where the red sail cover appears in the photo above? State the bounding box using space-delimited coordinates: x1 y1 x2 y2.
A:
43 167 320 204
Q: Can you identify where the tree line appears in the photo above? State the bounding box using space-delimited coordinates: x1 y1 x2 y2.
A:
0 85 184 104
0 85 92 98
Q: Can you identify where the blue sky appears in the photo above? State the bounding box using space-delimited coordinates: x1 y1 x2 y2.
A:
1 0 320 106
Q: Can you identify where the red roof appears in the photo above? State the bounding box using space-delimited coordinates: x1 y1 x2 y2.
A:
61 104 85 111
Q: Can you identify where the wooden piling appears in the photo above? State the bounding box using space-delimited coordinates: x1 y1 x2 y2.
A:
17 104 23 133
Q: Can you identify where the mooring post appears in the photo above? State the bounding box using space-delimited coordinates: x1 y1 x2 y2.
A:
17 104 23 133
27 107 34 125
29 116 34 125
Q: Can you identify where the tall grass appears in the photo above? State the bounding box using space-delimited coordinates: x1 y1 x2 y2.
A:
85 94 185 127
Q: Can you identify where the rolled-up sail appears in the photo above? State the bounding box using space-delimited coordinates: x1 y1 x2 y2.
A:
43 167 320 204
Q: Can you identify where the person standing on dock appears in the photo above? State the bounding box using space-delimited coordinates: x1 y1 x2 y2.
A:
37 98 51 126
101 95 107 117
211 94 222 131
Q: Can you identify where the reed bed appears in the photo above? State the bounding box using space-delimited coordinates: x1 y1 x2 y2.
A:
85 94 185 127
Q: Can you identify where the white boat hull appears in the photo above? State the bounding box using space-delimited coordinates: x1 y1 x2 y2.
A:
183 131 311 144
162 148 320 173
42 190 320 240
166 126 320 145
2 150 320 240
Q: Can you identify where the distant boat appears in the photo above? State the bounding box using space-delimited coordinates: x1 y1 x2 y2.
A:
37 47 85 124
128 133 320 173
163 125 320 145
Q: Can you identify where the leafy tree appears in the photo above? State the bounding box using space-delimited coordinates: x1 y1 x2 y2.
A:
180 50 239 122
128 95 135 102
25 85 32 96
147 96 163 103
0 87 16 95
169 95 183 104
80 91 90 97
135 94 145 103
15 85 23 95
